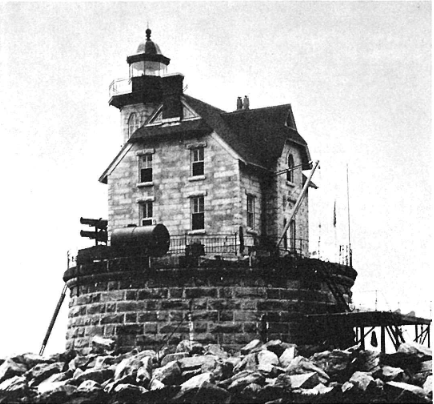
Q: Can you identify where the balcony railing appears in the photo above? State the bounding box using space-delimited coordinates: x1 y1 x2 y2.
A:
109 78 132 98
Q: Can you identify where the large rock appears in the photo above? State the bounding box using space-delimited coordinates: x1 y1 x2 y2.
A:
386 381 431 403
285 356 329 384
373 365 405 382
77 379 103 393
349 371 376 392
160 352 188 367
292 383 336 403
423 375 432 397
0 375 28 399
27 362 64 387
397 342 432 359
180 372 213 390
112 383 148 401
176 339 204 355
178 355 216 372
0 358 27 383
311 349 352 382
204 344 228 359
258 349 279 367
151 360 182 385
73 367 114 385
114 350 154 380
226 370 266 392
136 355 153 385
353 349 381 372
279 347 297 368
11 353 49 369
262 340 290 358
288 372 321 389
241 339 262 355
37 373 69 394
173 380 229 404
233 352 258 373
36 384 78 404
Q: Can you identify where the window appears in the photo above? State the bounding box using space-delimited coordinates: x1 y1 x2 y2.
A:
287 154 294 183
191 196 204 230
289 220 296 251
191 147 204 176
247 195 255 228
139 154 152 183
141 201 153 226
128 113 140 138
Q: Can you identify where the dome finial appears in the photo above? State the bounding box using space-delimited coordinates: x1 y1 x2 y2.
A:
146 26 151 41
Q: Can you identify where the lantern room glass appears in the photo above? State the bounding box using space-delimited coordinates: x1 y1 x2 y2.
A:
130 61 167 78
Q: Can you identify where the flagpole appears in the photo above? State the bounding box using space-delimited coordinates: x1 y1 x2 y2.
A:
333 200 337 263
346 164 352 268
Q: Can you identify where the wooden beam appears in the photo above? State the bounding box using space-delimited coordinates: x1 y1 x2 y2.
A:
381 326 386 353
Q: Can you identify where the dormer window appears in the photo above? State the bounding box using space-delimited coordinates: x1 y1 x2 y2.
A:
191 147 204 177
287 154 294 183
128 113 140 138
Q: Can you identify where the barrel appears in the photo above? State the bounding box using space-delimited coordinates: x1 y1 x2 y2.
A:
111 224 170 257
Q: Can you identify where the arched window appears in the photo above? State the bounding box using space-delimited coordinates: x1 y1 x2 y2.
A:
128 113 140 138
287 154 294 183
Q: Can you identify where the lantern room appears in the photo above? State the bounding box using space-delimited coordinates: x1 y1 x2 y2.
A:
127 28 170 78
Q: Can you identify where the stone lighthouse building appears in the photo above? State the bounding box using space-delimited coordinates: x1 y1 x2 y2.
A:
64 30 357 353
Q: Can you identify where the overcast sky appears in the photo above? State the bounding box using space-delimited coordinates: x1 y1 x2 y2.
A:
0 1 431 357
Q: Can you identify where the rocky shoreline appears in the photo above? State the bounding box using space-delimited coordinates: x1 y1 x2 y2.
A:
0 337 432 403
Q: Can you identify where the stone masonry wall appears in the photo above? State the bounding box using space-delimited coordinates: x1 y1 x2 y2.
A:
64 258 357 354
108 132 241 236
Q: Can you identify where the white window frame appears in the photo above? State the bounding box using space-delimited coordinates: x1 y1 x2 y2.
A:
140 201 154 226
191 196 205 230
247 194 255 229
191 147 204 177
138 154 153 184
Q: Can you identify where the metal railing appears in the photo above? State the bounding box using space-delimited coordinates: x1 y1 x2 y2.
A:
169 233 239 255
167 233 309 258
68 233 312 265
109 78 132 98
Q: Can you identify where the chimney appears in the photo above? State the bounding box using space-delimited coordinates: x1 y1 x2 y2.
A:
243 95 250 110
161 74 184 119
236 96 243 110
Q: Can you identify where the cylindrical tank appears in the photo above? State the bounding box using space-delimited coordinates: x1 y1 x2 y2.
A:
111 224 170 257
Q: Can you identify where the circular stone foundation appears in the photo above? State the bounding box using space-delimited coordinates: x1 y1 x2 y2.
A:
63 256 357 353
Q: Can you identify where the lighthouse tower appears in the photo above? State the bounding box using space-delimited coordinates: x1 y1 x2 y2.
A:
109 28 182 144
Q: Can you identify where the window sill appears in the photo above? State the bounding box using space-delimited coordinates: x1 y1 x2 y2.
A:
188 230 206 235
286 181 296 188
188 175 206 182
246 229 258 236
137 182 154 188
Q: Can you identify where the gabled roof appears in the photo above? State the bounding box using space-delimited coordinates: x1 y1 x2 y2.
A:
182 95 311 170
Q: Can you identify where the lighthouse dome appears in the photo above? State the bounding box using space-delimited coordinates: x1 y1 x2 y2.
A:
136 29 162 55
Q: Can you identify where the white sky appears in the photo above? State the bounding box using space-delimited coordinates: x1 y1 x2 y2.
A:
0 2 431 357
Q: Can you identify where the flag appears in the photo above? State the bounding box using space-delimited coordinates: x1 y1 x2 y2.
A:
333 201 337 227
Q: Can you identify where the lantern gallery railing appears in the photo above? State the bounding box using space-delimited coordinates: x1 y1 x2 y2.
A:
109 78 132 97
